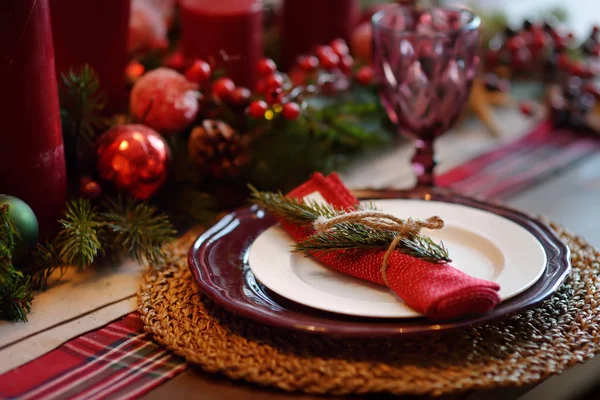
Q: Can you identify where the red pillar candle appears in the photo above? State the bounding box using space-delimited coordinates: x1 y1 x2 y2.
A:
0 0 67 237
281 0 359 69
180 0 263 88
50 0 131 113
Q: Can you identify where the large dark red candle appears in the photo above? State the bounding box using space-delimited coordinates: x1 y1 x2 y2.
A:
180 0 263 88
0 0 67 237
50 0 131 113
281 0 359 69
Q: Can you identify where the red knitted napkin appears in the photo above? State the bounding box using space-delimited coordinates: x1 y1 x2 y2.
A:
278 172 501 320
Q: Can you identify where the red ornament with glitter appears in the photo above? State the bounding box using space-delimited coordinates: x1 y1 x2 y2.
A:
96 124 170 200
130 68 200 135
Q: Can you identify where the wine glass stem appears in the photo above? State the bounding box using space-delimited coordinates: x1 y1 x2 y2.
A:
412 137 436 188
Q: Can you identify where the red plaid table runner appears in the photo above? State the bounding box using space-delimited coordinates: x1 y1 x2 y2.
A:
0 121 598 400
0 314 186 400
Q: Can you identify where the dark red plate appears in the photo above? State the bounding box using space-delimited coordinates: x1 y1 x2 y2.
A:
188 189 571 337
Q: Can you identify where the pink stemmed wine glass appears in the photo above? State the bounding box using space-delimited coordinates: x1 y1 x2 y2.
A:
372 5 481 189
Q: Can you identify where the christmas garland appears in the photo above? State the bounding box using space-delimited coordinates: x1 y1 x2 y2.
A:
3 1 600 322
0 37 390 322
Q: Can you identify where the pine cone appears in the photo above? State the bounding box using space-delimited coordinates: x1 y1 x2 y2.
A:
188 119 250 179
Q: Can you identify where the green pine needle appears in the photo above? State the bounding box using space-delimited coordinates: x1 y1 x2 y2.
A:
0 271 34 322
26 242 66 290
102 196 176 266
60 65 106 144
55 199 103 270
249 186 450 264
0 205 19 285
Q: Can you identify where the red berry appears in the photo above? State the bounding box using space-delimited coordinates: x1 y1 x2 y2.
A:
266 88 284 105
281 102 301 120
355 66 374 85
247 100 268 118
484 50 501 66
298 55 319 72
505 35 525 52
339 55 354 74
316 45 335 59
330 38 350 57
257 58 277 76
126 61 145 83
532 31 547 47
570 62 593 78
80 177 102 199
593 25 600 34
185 59 212 83
264 73 284 90
255 79 267 94
557 53 571 69
582 82 600 98
212 77 235 100
165 51 185 70
319 52 340 70
520 102 535 116
230 87 251 105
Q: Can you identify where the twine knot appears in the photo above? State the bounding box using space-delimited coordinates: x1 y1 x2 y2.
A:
313 211 444 285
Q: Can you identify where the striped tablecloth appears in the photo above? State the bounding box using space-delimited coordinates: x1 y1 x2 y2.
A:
0 120 598 400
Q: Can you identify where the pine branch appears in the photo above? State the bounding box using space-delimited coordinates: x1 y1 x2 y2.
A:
0 270 34 322
60 64 107 180
0 205 18 284
102 196 176 266
60 65 106 144
248 185 338 225
249 187 450 263
54 199 103 270
296 231 450 264
27 242 66 290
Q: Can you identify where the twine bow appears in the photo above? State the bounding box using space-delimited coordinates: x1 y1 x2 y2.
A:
313 211 444 285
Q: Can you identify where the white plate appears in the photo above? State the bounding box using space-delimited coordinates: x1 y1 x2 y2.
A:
248 199 547 318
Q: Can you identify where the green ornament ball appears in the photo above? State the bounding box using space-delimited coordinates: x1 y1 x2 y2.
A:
0 195 39 262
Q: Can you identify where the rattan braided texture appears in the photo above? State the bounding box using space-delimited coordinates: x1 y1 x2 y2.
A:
138 220 600 397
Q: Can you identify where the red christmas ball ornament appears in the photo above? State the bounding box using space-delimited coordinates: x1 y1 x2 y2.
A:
79 177 102 200
185 59 212 84
281 102 301 120
247 100 268 118
130 68 200 134
96 124 170 200
355 66 374 85
230 87 252 106
257 58 277 77
298 55 319 72
330 38 350 57
212 77 236 101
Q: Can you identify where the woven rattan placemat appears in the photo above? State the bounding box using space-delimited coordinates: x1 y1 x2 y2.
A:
138 220 600 397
